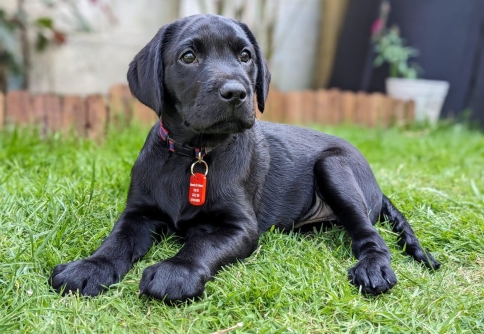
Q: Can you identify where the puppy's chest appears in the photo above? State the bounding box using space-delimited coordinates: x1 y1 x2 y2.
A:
153 163 230 227
155 170 200 221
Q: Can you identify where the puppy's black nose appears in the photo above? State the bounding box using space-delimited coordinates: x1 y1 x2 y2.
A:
219 82 247 107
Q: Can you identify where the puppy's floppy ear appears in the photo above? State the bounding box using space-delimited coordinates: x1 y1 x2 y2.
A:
127 26 169 117
237 22 271 113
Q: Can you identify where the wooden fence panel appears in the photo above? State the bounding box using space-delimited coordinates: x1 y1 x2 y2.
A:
406 100 415 121
109 84 133 128
393 99 407 126
6 91 31 124
367 93 385 127
46 94 62 133
267 88 286 123
341 91 357 124
328 88 342 125
277 90 288 124
355 92 369 125
301 90 315 125
314 89 331 125
382 95 395 126
62 95 87 136
86 95 107 139
0 92 4 129
262 89 276 122
30 94 62 133
285 91 303 125
31 95 46 124
31 95 48 134
133 99 158 125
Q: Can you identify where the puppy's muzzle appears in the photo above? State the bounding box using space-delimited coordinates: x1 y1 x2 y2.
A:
219 81 247 108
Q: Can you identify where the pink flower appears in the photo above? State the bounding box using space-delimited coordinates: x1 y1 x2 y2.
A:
371 19 384 35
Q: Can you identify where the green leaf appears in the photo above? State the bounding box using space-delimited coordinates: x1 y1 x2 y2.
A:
35 32 49 51
374 56 384 67
36 17 53 29
372 26 423 78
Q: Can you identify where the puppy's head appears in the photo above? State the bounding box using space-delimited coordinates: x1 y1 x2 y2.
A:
127 14 271 138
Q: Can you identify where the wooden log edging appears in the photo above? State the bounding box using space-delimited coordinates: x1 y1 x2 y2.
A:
0 85 415 137
0 92 4 129
262 88 415 128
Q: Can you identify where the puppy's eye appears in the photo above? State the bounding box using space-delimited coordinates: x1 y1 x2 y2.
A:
240 50 251 63
181 52 196 64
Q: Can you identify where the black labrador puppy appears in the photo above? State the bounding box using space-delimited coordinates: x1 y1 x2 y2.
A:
50 14 439 302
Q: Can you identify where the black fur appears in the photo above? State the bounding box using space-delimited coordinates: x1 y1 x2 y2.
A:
49 14 439 302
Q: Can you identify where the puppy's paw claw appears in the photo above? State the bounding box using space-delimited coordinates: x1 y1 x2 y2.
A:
348 258 397 295
49 257 120 297
139 259 208 303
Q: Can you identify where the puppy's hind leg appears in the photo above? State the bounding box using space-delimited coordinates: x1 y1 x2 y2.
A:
314 149 397 294
381 195 440 270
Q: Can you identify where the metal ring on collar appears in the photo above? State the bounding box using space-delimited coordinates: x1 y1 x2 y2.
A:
190 160 208 176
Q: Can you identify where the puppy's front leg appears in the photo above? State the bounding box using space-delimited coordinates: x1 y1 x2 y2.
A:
50 211 163 296
139 219 258 303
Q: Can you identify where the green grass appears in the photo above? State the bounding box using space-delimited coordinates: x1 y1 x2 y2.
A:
1 122 483 333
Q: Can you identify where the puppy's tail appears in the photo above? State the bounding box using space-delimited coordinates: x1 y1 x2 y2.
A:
380 194 440 270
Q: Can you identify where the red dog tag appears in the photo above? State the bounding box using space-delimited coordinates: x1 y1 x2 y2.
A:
188 173 207 206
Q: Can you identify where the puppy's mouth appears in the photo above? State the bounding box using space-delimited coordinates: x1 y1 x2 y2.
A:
188 117 255 134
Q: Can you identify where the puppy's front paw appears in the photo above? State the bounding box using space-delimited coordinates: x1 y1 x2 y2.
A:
139 259 209 303
49 257 119 296
348 257 397 295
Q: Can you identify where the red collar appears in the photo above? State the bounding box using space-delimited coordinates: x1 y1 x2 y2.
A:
158 120 206 159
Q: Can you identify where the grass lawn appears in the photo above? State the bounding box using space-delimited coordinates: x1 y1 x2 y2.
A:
1 122 483 333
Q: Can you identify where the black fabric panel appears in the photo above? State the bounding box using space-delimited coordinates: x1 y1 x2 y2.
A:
328 0 382 91
468 2 484 127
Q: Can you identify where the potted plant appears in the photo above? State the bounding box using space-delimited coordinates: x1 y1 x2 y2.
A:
371 5 450 124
